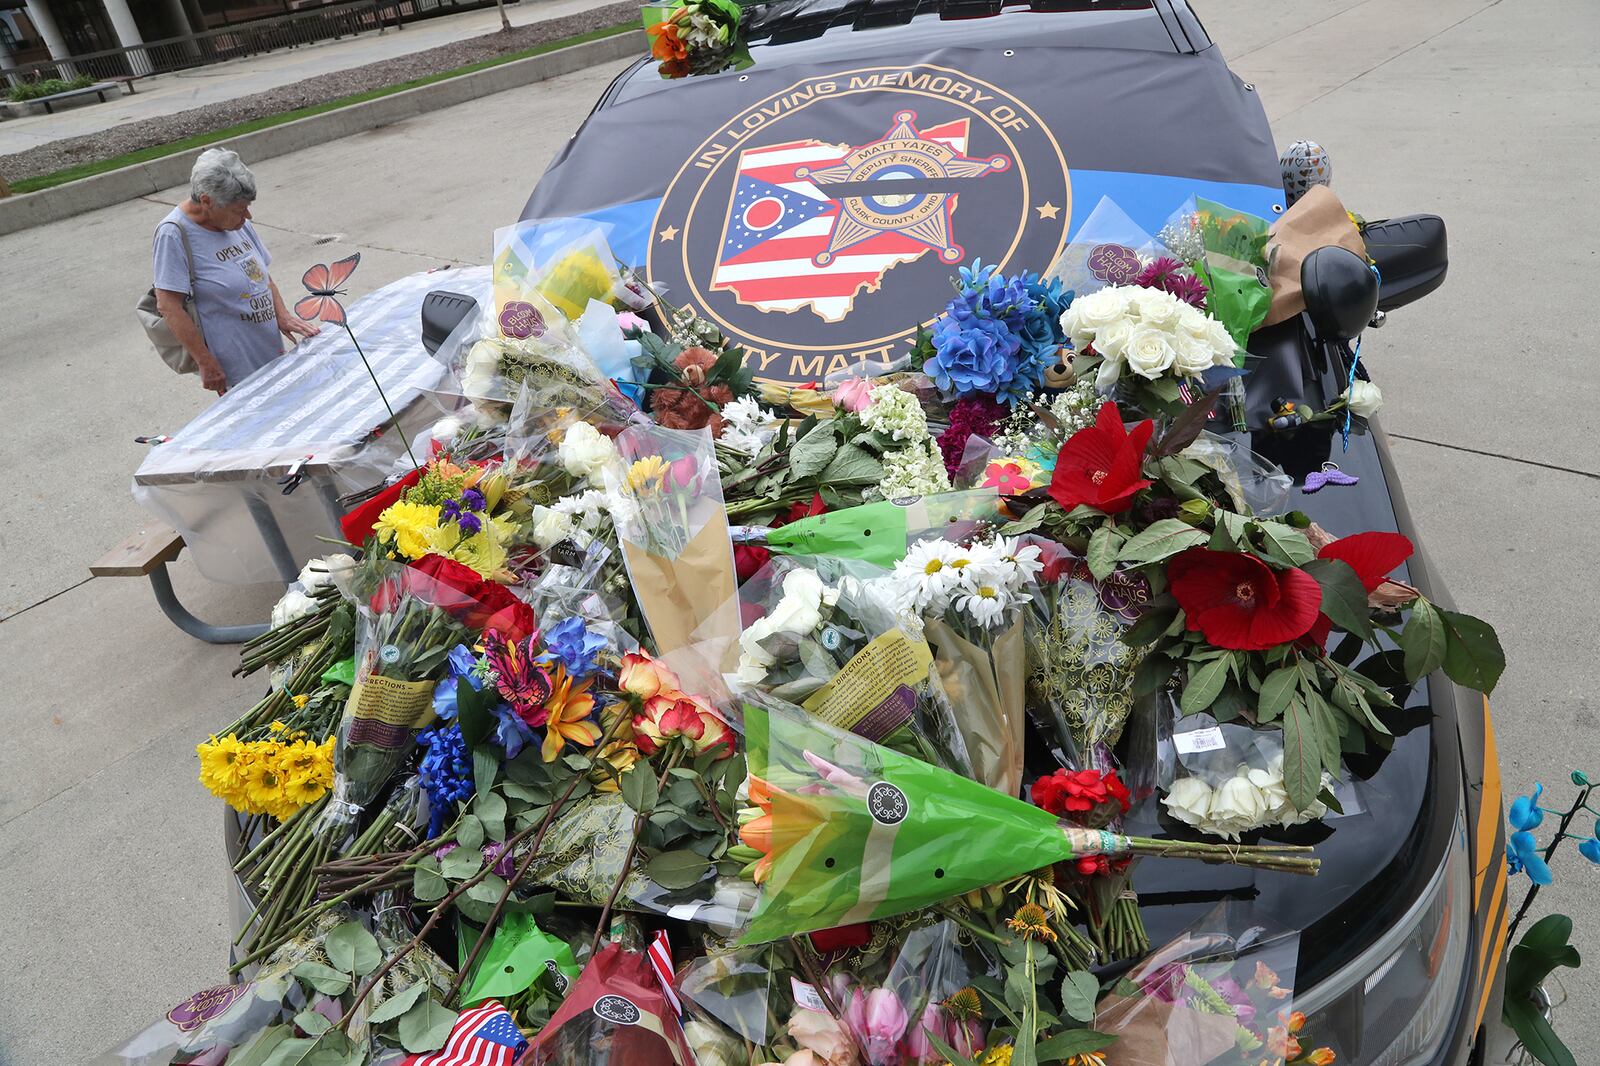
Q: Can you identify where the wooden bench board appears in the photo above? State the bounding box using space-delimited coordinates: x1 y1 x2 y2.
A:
91 524 184 576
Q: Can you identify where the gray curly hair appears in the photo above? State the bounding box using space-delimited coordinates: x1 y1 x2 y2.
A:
190 147 257 206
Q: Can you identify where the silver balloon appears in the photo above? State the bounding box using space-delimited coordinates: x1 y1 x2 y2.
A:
1279 139 1332 206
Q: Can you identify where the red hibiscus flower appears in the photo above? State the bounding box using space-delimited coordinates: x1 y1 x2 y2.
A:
1031 768 1132 828
1168 548 1322 651
1303 531 1415 646
1048 402 1155 515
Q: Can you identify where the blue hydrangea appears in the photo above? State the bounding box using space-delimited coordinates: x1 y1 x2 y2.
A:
926 317 1021 396
925 262 1073 403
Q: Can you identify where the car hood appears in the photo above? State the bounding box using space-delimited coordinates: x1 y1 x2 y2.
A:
521 19 1282 387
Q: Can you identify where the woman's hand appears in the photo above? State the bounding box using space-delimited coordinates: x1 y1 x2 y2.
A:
278 312 321 343
198 357 228 395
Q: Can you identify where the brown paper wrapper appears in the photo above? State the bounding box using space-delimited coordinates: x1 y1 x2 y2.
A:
1094 992 1240 1065
1262 185 1368 327
618 507 741 699
923 616 1026 797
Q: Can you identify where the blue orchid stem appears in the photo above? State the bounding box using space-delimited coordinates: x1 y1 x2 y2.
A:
1509 783 1594 939
341 319 420 471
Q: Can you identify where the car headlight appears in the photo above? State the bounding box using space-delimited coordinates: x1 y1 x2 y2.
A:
1294 807 1472 1064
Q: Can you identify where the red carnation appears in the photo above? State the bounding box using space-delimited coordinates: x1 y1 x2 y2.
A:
1302 530 1415 647
1031 767 1132 828
1048 401 1155 515
1168 548 1321 651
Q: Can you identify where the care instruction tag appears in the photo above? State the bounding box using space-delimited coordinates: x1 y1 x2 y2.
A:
791 978 827 1013
1173 726 1227 755
801 630 932 742
349 673 436 727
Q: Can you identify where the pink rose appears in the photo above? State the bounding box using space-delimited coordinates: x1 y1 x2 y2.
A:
833 377 876 413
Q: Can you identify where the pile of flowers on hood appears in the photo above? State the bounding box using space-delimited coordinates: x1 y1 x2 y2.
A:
114 199 1512 1066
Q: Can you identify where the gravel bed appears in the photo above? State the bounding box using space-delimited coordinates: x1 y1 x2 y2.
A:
0 1 638 185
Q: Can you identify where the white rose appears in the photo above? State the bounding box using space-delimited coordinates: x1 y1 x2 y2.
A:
296 553 355 591
1162 776 1215 828
461 340 502 398
1092 317 1135 362
270 589 319 629
1346 380 1383 418
1203 316 1239 367
1063 288 1128 345
1122 324 1178 380
1246 766 1292 818
1208 772 1270 839
529 504 575 549
558 421 618 481
1172 330 1216 378
763 569 827 635
1131 287 1184 330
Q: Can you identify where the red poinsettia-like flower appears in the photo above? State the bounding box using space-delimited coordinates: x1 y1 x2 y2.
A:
1303 530 1415 646
1048 402 1155 515
1031 768 1132 828
1168 548 1322 651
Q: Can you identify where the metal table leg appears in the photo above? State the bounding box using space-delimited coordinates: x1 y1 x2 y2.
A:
312 476 350 540
244 490 302 583
148 564 269 644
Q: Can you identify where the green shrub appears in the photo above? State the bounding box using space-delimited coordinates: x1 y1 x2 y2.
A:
8 74 97 102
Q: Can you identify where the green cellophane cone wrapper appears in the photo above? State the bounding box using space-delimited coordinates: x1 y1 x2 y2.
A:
763 491 1009 570
738 699 1128 944
1194 197 1273 347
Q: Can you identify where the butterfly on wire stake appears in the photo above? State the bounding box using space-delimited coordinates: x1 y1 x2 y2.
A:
295 252 420 471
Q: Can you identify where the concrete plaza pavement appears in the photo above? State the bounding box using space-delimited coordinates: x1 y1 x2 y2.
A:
0 0 615 156
1 0 1598 1060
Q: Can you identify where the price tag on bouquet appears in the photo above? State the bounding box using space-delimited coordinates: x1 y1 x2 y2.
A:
791 978 828 1013
1174 726 1227 755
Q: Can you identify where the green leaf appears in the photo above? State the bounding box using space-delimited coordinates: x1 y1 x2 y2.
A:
465 873 508 906
294 1009 333 1036
1303 558 1374 642
472 746 499 799
1059 970 1099 1023
291 961 352 996
1438 608 1506 694
1254 520 1317 567
454 679 494 751
1117 519 1207 566
645 849 714 890
621 765 659 814
368 979 429 1025
1122 606 1179 647
258 1037 321 1066
1179 656 1231 716
474 791 507 841
922 1030 984 1066
1086 527 1123 581
1507 914 1582 1000
1258 666 1299 724
324 921 381 977
227 1025 293 1066
819 445 885 486
397 998 459 1054
1306 687 1343 772
1399 598 1446 680
441 846 482 881
788 426 840 479
454 813 485 852
413 861 448 903
1130 652 1175 699
1035 1029 1118 1062
1280 698 1323 813
1000 502 1052 536
1149 387 1223 457
1504 995 1577 1066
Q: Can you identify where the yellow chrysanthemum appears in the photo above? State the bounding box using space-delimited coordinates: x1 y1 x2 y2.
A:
291 694 310 710
373 500 442 559
243 754 289 813
197 735 252 803
980 1046 1015 1066
623 455 670 495
431 513 515 579
283 773 328 807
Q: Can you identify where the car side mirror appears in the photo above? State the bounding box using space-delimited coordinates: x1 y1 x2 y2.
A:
1301 245 1379 343
420 290 478 355
1362 213 1448 312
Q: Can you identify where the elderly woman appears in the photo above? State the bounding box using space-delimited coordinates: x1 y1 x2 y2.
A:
152 148 319 395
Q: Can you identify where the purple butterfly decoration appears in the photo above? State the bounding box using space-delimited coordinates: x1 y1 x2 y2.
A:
1302 464 1359 494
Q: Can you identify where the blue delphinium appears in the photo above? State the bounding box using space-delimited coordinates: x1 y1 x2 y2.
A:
541 616 607 679
418 722 475 836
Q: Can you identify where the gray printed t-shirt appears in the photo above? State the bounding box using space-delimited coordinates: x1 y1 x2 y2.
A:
152 207 282 386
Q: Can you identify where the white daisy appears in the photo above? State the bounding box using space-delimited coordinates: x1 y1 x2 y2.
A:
956 581 1012 628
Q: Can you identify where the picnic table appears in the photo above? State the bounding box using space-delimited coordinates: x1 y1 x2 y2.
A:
130 265 489 593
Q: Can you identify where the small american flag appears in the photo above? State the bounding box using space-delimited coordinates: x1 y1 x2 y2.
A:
401 1000 527 1066
647 930 682 1018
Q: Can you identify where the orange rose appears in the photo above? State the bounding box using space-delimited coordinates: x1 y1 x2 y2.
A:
617 652 681 702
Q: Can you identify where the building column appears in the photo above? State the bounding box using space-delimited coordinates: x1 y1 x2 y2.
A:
97 0 152 73
21 0 71 62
